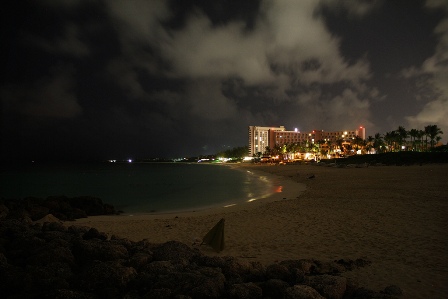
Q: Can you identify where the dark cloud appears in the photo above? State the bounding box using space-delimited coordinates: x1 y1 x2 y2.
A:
1 0 447 162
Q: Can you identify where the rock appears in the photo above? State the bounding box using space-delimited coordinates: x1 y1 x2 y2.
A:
72 239 129 262
67 225 91 235
151 266 226 298
152 240 200 262
0 252 7 267
83 227 108 240
44 289 97 299
280 259 317 274
285 285 325 299
266 263 292 283
42 220 67 232
0 204 9 219
261 279 290 298
0 216 399 298
129 252 153 270
335 258 371 271
382 285 403 296
229 282 263 299
30 239 75 266
306 275 347 299
79 260 137 297
69 196 106 216
196 255 265 281
143 288 172 299
27 205 50 221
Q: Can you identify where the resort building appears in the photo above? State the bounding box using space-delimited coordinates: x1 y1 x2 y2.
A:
248 125 366 156
248 126 285 156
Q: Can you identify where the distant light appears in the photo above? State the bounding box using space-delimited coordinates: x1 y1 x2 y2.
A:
128 159 132 163
294 128 298 132
360 126 363 128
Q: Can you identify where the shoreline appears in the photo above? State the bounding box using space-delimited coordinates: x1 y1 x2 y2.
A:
111 163 306 219
70 163 448 298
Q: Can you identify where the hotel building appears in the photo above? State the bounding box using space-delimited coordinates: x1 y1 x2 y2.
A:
248 125 366 156
248 126 285 157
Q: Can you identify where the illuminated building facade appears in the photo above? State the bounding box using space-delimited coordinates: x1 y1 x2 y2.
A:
248 126 285 156
249 126 366 156
273 127 366 147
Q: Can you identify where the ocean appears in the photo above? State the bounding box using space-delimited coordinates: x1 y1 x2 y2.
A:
0 162 275 214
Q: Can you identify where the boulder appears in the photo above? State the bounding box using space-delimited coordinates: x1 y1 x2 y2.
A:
69 196 106 216
0 204 9 219
152 240 200 262
306 275 347 299
151 266 226 298
78 260 137 297
261 279 290 298
266 263 292 283
285 285 325 299
72 239 129 262
229 282 263 299
83 227 108 240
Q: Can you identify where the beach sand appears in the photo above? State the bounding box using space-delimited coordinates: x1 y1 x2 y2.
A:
71 163 448 298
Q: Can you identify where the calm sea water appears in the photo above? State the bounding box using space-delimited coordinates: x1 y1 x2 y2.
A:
0 162 274 213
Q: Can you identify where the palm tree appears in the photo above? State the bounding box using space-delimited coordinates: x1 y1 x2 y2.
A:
336 138 344 154
353 135 364 152
373 133 384 153
425 125 444 149
366 135 374 153
416 130 425 152
409 129 419 151
264 146 272 156
272 144 281 157
384 131 399 152
397 126 408 151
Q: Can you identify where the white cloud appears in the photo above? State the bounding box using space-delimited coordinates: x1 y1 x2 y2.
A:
425 0 448 10
186 79 238 120
403 6 448 136
104 0 375 128
107 59 148 100
295 88 373 131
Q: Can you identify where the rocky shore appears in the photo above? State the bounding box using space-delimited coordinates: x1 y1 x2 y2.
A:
0 198 403 299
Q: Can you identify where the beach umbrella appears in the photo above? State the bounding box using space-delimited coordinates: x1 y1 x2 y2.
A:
201 218 225 252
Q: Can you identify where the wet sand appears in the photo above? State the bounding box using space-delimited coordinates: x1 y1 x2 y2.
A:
72 163 448 298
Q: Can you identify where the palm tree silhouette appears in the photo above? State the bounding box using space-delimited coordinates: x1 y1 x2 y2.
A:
425 125 444 149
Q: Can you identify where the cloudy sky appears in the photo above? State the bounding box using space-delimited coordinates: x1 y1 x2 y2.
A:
2 0 447 161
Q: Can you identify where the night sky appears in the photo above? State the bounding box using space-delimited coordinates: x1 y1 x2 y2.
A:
2 0 447 162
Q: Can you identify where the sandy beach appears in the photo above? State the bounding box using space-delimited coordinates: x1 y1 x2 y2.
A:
72 163 448 298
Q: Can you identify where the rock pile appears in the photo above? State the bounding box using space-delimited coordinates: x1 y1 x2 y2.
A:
0 195 119 221
0 217 403 299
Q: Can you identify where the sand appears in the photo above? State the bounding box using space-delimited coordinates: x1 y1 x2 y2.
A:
71 163 448 298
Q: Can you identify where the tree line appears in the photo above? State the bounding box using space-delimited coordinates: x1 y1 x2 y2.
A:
261 124 444 159
215 125 444 161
